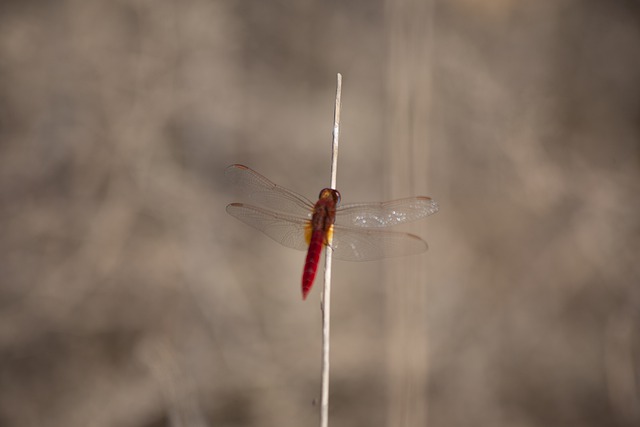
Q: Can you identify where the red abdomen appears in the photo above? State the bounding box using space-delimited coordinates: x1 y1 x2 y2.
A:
302 230 325 299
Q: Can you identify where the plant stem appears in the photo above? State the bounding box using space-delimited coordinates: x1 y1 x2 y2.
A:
320 72 342 427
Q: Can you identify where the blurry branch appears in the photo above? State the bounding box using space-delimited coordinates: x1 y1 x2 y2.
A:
138 336 208 427
604 309 640 425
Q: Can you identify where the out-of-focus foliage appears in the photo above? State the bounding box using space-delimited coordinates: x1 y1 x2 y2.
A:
0 1 638 426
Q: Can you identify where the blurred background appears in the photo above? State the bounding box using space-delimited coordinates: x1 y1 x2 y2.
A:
1 0 639 426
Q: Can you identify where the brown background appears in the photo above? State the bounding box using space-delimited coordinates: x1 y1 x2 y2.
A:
1 1 639 426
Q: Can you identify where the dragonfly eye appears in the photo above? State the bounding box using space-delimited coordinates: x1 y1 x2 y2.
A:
318 188 341 206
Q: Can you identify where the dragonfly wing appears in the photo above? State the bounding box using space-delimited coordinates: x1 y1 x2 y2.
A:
226 203 309 251
330 226 428 262
335 197 438 228
225 164 314 218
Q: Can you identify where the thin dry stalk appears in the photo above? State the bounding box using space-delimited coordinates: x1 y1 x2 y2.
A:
320 73 342 427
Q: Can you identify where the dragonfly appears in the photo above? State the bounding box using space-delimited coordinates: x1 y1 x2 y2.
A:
225 164 439 300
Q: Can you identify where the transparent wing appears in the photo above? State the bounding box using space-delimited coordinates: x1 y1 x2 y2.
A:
225 165 437 261
335 197 439 228
227 204 431 262
225 164 314 218
226 203 309 251
331 226 428 262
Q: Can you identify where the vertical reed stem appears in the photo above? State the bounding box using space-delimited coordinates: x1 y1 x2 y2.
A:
320 72 342 427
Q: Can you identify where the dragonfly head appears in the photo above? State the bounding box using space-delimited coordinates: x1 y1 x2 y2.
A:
319 188 341 207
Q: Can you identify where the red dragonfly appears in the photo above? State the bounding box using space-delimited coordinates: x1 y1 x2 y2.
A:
225 164 438 299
